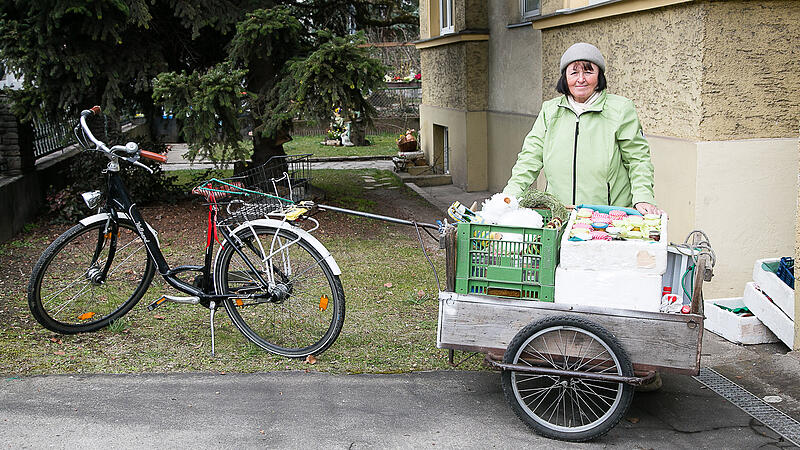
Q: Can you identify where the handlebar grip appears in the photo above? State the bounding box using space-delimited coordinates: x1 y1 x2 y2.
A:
140 150 168 163
80 106 102 117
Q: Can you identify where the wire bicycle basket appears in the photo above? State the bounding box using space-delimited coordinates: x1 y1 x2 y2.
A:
192 154 312 226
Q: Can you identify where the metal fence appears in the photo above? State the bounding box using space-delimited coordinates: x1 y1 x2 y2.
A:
369 83 421 118
292 83 421 136
32 115 77 160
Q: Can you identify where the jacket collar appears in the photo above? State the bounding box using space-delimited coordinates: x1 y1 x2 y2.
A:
558 89 608 114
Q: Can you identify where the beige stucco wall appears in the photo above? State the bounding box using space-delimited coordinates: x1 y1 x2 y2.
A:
694 137 798 299
487 1 542 116
648 135 699 242
483 1 544 194
419 104 488 191
462 0 489 30
796 132 799 349
487 112 538 193
421 41 488 111
540 0 800 141
540 2 705 140
702 0 800 140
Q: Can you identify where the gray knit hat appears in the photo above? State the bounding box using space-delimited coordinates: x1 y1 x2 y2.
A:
559 43 606 73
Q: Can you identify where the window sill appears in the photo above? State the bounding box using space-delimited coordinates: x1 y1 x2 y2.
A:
506 21 534 29
414 29 490 49
532 0 693 29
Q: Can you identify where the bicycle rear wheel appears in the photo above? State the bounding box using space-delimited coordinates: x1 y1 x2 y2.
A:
214 225 345 358
28 218 155 334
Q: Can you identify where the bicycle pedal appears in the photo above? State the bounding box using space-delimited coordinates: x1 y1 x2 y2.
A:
148 295 201 311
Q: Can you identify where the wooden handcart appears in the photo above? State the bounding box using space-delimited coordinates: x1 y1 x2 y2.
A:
437 226 712 442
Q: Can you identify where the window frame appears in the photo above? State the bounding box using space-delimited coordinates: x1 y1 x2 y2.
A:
520 0 541 20
439 0 454 35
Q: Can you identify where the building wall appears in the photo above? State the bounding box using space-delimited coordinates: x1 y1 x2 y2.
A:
419 105 488 191
421 45 469 110
487 1 542 116
701 0 800 140
693 137 798 297
417 0 490 190
540 2 706 140
534 0 800 300
485 1 543 193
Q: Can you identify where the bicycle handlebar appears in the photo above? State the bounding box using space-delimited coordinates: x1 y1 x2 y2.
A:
78 105 167 171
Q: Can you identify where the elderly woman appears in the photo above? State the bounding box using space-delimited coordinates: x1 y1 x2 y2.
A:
503 43 661 215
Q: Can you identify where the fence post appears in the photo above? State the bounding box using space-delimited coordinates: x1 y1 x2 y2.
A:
0 95 35 176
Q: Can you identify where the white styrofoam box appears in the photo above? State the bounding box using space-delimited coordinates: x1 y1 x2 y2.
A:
753 258 794 319
742 282 794 348
559 209 668 274
704 297 778 345
554 266 662 312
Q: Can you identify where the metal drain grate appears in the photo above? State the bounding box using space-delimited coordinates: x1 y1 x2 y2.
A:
694 367 800 446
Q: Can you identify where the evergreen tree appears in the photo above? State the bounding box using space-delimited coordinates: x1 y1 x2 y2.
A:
0 0 416 165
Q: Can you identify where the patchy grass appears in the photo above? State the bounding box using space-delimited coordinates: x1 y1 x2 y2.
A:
284 133 398 158
0 168 484 376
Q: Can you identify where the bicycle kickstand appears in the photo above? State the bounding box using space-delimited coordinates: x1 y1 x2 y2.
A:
209 301 217 357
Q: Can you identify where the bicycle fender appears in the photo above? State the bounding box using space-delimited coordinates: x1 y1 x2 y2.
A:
79 213 160 247
228 219 342 275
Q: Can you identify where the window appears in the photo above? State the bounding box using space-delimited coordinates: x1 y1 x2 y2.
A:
521 0 540 20
434 124 450 174
439 0 454 35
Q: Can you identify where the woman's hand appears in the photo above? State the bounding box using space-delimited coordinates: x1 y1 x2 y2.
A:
634 202 664 216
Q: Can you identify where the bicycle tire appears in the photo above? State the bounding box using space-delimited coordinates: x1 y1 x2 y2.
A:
28 218 156 334
214 225 345 358
501 315 634 442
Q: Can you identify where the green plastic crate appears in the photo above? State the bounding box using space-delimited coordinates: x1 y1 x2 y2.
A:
454 209 561 301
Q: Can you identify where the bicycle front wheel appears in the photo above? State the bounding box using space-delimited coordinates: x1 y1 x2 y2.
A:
214 225 345 358
27 218 155 334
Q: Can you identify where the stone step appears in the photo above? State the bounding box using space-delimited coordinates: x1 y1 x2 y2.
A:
397 170 452 187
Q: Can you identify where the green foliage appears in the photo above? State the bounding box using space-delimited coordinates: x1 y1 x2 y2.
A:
272 31 386 130
228 7 303 67
45 141 180 223
1 1 406 163
152 63 248 162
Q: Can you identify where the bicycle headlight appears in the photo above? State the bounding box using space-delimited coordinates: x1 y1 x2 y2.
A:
81 190 102 209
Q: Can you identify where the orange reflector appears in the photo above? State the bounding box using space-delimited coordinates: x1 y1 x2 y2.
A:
235 299 244 306
319 295 329 311
77 312 96 320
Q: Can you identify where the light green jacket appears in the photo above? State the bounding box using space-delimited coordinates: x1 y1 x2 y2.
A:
503 90 655 208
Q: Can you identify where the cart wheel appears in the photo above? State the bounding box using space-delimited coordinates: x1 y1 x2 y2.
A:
501 315 634 442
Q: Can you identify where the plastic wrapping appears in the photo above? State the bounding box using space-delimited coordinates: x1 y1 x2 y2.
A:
559 209 668 274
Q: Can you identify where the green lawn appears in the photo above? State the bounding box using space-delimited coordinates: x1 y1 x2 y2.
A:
0 168 481 375
284 133 399 158
202 133 399 162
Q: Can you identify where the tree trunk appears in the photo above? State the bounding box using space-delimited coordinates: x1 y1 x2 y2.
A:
250 129 288 167
349 116 368 146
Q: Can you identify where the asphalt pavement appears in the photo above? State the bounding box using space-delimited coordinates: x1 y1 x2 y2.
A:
0 369 787 449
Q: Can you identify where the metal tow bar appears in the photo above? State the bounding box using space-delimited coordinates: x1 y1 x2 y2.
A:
317 204 440 230
485 354 656 386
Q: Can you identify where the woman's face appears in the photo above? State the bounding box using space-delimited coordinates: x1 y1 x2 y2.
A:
566 61 599 103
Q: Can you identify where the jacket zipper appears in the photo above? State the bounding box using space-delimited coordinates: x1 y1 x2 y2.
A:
572 118 579 205
607 183 611 205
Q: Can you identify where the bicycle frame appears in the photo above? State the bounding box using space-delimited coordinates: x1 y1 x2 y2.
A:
99 166 269 306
